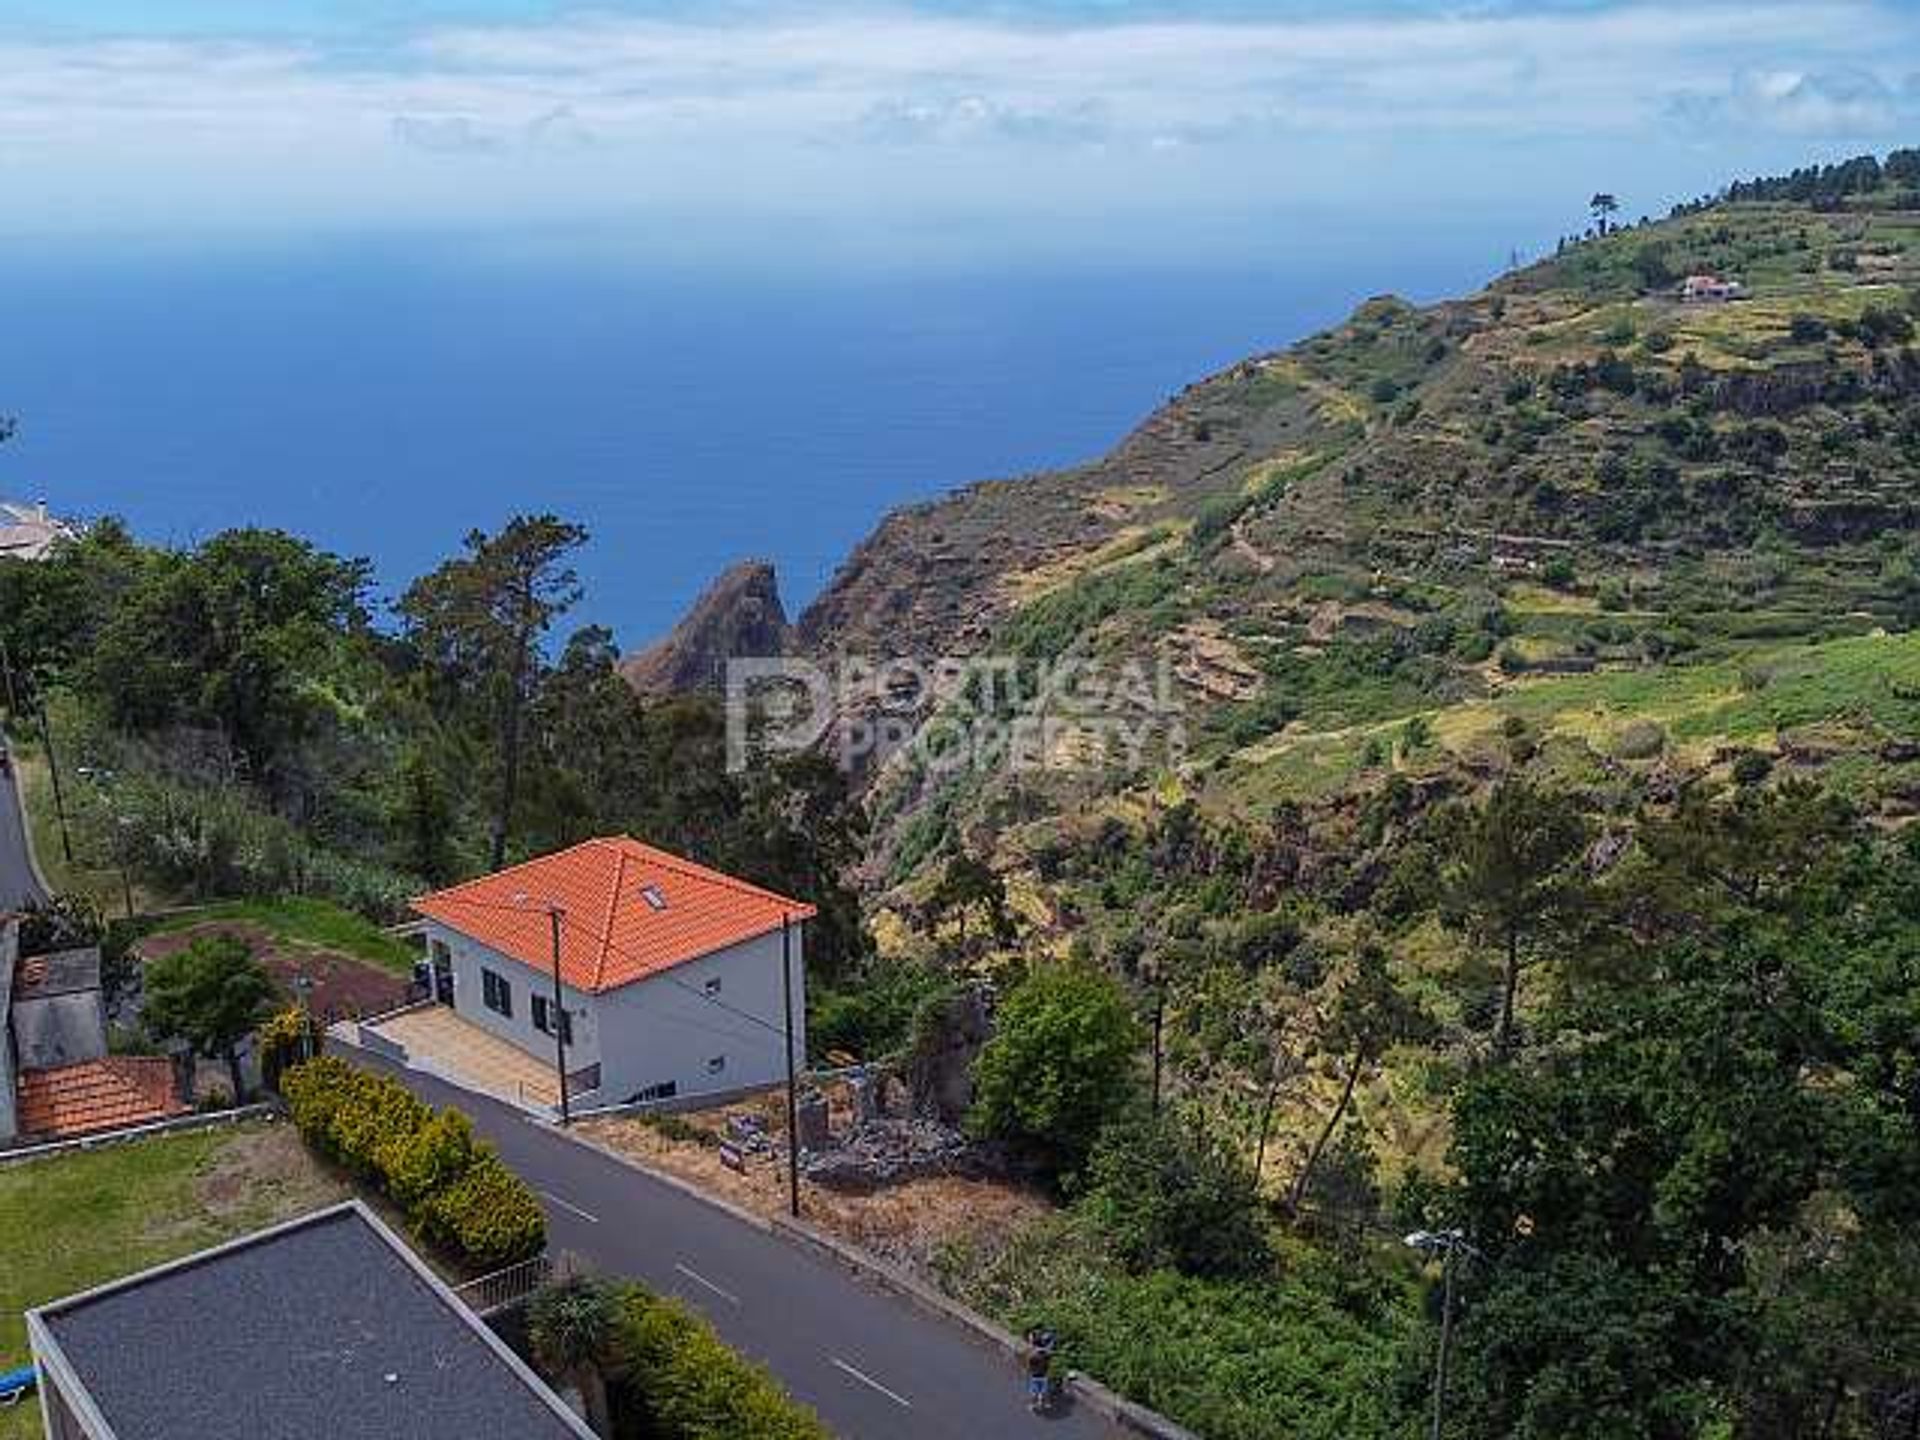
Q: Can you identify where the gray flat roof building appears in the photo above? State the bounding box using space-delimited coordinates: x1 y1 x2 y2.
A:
9 945 106 1072
28 1201 593 1440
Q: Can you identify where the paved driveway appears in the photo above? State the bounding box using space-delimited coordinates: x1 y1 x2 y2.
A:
339 1046 1116 1440
0 741 50 912
357 1006 560 1107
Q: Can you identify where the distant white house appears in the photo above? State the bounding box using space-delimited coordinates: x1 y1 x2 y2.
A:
1678 274 1745 304
0 499 76 562
413 837 812 1107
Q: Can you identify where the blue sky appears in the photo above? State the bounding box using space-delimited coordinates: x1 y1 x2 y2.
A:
0 1 1914 263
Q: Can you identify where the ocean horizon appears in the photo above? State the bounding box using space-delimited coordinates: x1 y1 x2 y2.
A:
0 239 1495 647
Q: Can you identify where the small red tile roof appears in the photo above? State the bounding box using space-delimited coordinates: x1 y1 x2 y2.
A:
412 837 814 994
16 1058 187 1140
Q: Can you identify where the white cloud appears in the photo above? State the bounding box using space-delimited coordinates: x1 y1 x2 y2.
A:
524 104 596 152
0 3 1915 248
856 93 1110 145
391 113 502 155
1669 66 1914 136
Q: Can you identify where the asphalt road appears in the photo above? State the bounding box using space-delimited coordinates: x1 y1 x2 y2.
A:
345 1049 1116 1440
0 741 51 912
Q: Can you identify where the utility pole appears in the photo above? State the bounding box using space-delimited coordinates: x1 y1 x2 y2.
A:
548 905 571 1126
35 693 71 864
1405 1229 1472 1440
1431 1240 1457 1440
115 817 135 919
781 912 800 1219
1150 980 1166 1116
294 974 316 1064
779 913 802 1221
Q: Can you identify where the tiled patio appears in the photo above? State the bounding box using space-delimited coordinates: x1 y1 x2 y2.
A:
354 1005 559 1109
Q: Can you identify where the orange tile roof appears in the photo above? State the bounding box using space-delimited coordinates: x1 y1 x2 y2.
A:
412 837 814 994
16 1058 187 1140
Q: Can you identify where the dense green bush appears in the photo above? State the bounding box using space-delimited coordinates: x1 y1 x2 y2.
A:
1076 1107 1269 1279
968 961 1143 1179
421 1154 547 1268
381 1107 481 1209
282 1056 545 1267
808 957 954 1063
944 1216 1413 1440
98 768 422 921
1612 719 1667 759
606 1283 831 1440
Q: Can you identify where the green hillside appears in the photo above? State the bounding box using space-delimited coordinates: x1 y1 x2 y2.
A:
800 154 1920 896
786 154 1920 1439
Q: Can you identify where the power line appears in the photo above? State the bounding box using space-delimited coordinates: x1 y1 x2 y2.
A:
568 910 795 1046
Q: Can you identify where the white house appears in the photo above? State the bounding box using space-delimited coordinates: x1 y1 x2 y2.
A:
412 836 812 1107
0 499 77 562
1678 274 1744 304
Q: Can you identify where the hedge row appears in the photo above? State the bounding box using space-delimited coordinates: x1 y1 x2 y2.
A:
608 1284 831 1440
282 1056 545 1267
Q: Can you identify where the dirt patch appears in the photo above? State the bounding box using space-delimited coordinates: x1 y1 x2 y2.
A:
1165 620 1262 702
579 1089 1053 1277
133 1121 350 1254
138 921 410 1022
192 1120 347 1223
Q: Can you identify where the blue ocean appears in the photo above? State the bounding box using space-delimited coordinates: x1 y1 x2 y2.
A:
0 240 1491 646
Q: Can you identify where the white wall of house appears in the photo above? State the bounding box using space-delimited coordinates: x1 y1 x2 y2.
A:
429 925 601 1087
424 919 805 1105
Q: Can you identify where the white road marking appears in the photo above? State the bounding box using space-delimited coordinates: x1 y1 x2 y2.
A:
831 1357 912 1409
674 1262 741 1306
539 1190 600 1224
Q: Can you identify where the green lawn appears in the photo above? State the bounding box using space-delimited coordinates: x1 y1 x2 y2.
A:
0 1122 346 1439
141 896 417 975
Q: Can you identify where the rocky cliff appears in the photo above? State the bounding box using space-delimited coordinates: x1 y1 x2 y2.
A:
619 559 790 694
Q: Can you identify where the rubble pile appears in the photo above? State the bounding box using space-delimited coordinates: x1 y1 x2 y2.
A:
801 1117 978 1191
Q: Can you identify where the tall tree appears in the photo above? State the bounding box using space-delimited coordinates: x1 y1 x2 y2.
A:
0 516 148 707
399 515 587 870
394 748 458 884
1286 942 1427 1214
142 933 276 1102
928 852 1016 951
1437 777 1589 1057
1590 192 1620 234
1439 855 1919 1440
83 528 369 787
1629 779 1855 937
520 633 871 978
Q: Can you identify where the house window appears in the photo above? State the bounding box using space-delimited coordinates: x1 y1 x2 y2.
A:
630 1080 678 1104
639 883 668 911
532 994 573 1045
429 938 451 968
481 968 513 1019
702 976 723 997
706 1055 727 1076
